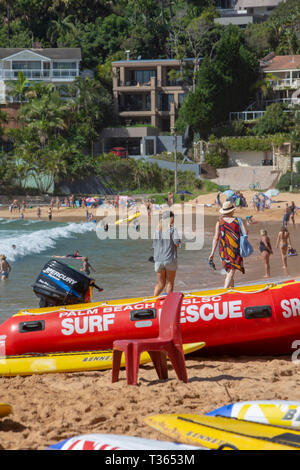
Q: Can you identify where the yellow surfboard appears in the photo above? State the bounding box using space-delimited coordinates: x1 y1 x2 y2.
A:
0 403 12 418
115 211 141 225
207 401 300 428
0 342 204 377
145 414 300 450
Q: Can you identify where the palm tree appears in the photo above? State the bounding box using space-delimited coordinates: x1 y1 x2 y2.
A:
7 71 29 103
47 15 77 46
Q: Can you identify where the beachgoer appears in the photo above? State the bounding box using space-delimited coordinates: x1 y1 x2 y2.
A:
153 210 180 297
1 255 11 281
167 192 174 207
37 206 41 218
54 250 83 259
48 207 52 221
80 257 96 276
216 192 221 210
290 201 296 226
146 200 152 216
259 229 273 278
276 226 292 273
282 203 290 227
209 201 246 289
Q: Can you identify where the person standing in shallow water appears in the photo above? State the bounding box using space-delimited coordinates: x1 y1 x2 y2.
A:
153 210 180 297
209 201 246 289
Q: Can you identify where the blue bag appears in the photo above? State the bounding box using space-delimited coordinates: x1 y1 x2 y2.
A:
238 218 253 258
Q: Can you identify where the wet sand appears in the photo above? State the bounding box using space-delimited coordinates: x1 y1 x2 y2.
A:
0 190 300 450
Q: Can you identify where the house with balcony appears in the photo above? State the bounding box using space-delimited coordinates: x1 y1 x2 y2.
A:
230 53 300 122
0 47 81 127
98 57 194 156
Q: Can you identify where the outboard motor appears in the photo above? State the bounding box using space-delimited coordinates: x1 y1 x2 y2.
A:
33 259 100 308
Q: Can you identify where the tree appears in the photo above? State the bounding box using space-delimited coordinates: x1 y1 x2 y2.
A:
253 103 292 136
177 25 259 138
47 15 77 46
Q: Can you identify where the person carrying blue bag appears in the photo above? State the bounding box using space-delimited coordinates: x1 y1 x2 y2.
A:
209 201 252 289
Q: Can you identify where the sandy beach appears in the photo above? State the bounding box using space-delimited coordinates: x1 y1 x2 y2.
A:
1 190 299 224
0 190 300 450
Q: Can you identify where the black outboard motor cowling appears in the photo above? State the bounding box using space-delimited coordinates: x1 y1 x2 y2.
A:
33 259 92 308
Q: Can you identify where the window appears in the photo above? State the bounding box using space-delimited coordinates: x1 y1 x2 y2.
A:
53 62 77 69
12 61 41 70
129 70 156 85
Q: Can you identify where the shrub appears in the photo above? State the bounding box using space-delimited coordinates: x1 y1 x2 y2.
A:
205 150 228 168
276 171 300 191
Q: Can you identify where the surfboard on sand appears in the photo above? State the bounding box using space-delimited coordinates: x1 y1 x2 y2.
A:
0 342 205 377
144 413 300 450
47 433 204 450
207 400 300 428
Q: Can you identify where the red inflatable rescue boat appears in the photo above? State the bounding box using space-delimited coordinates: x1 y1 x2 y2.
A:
1 279 300 356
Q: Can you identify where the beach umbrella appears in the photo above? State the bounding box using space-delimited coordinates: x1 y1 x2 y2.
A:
222 190 235 197
265 189 279 197
259 192 269 200
176 190 192 195
86 197 98 203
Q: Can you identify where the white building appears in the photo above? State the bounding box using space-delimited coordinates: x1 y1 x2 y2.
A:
0 47 81 104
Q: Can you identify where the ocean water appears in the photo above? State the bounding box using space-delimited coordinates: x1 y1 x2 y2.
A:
0 216 299 322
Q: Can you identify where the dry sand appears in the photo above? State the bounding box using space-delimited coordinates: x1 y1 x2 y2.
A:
1 189 298 223
1 190 300 450
1 355 300 450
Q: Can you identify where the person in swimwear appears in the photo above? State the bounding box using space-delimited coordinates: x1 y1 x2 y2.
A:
54 250 84 259
80 257 96 276
1 255 11 281
259 229 273 278
276 226 292 273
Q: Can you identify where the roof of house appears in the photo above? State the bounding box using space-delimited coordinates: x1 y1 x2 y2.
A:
0 48 82 60
235 0 281 7
261 55 300 71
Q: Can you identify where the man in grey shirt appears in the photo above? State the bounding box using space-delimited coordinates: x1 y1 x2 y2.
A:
153 210 180 296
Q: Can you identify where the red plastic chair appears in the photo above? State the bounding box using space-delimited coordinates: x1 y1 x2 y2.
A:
112 292 188 385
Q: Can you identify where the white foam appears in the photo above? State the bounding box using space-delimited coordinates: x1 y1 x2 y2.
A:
0 222 96 262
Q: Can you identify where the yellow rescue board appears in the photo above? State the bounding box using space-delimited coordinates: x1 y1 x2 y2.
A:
0 342 204 377
115 211 141 225
0 403 12 418
145 414 300 450
14 281 288 316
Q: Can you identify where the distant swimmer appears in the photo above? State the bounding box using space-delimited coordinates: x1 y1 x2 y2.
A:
1 255 11 281
53 250 84 260
80 257 96 276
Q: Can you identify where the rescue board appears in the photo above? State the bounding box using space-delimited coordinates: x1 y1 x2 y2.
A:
47 433 204 450
207 401 300 428
0 403 12 418
144 414 300 450
115 211 140 225
0 342 204 376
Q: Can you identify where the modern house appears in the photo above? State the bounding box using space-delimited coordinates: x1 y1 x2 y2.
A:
98 57 195 156
215 0 283 27
0 47 81 128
